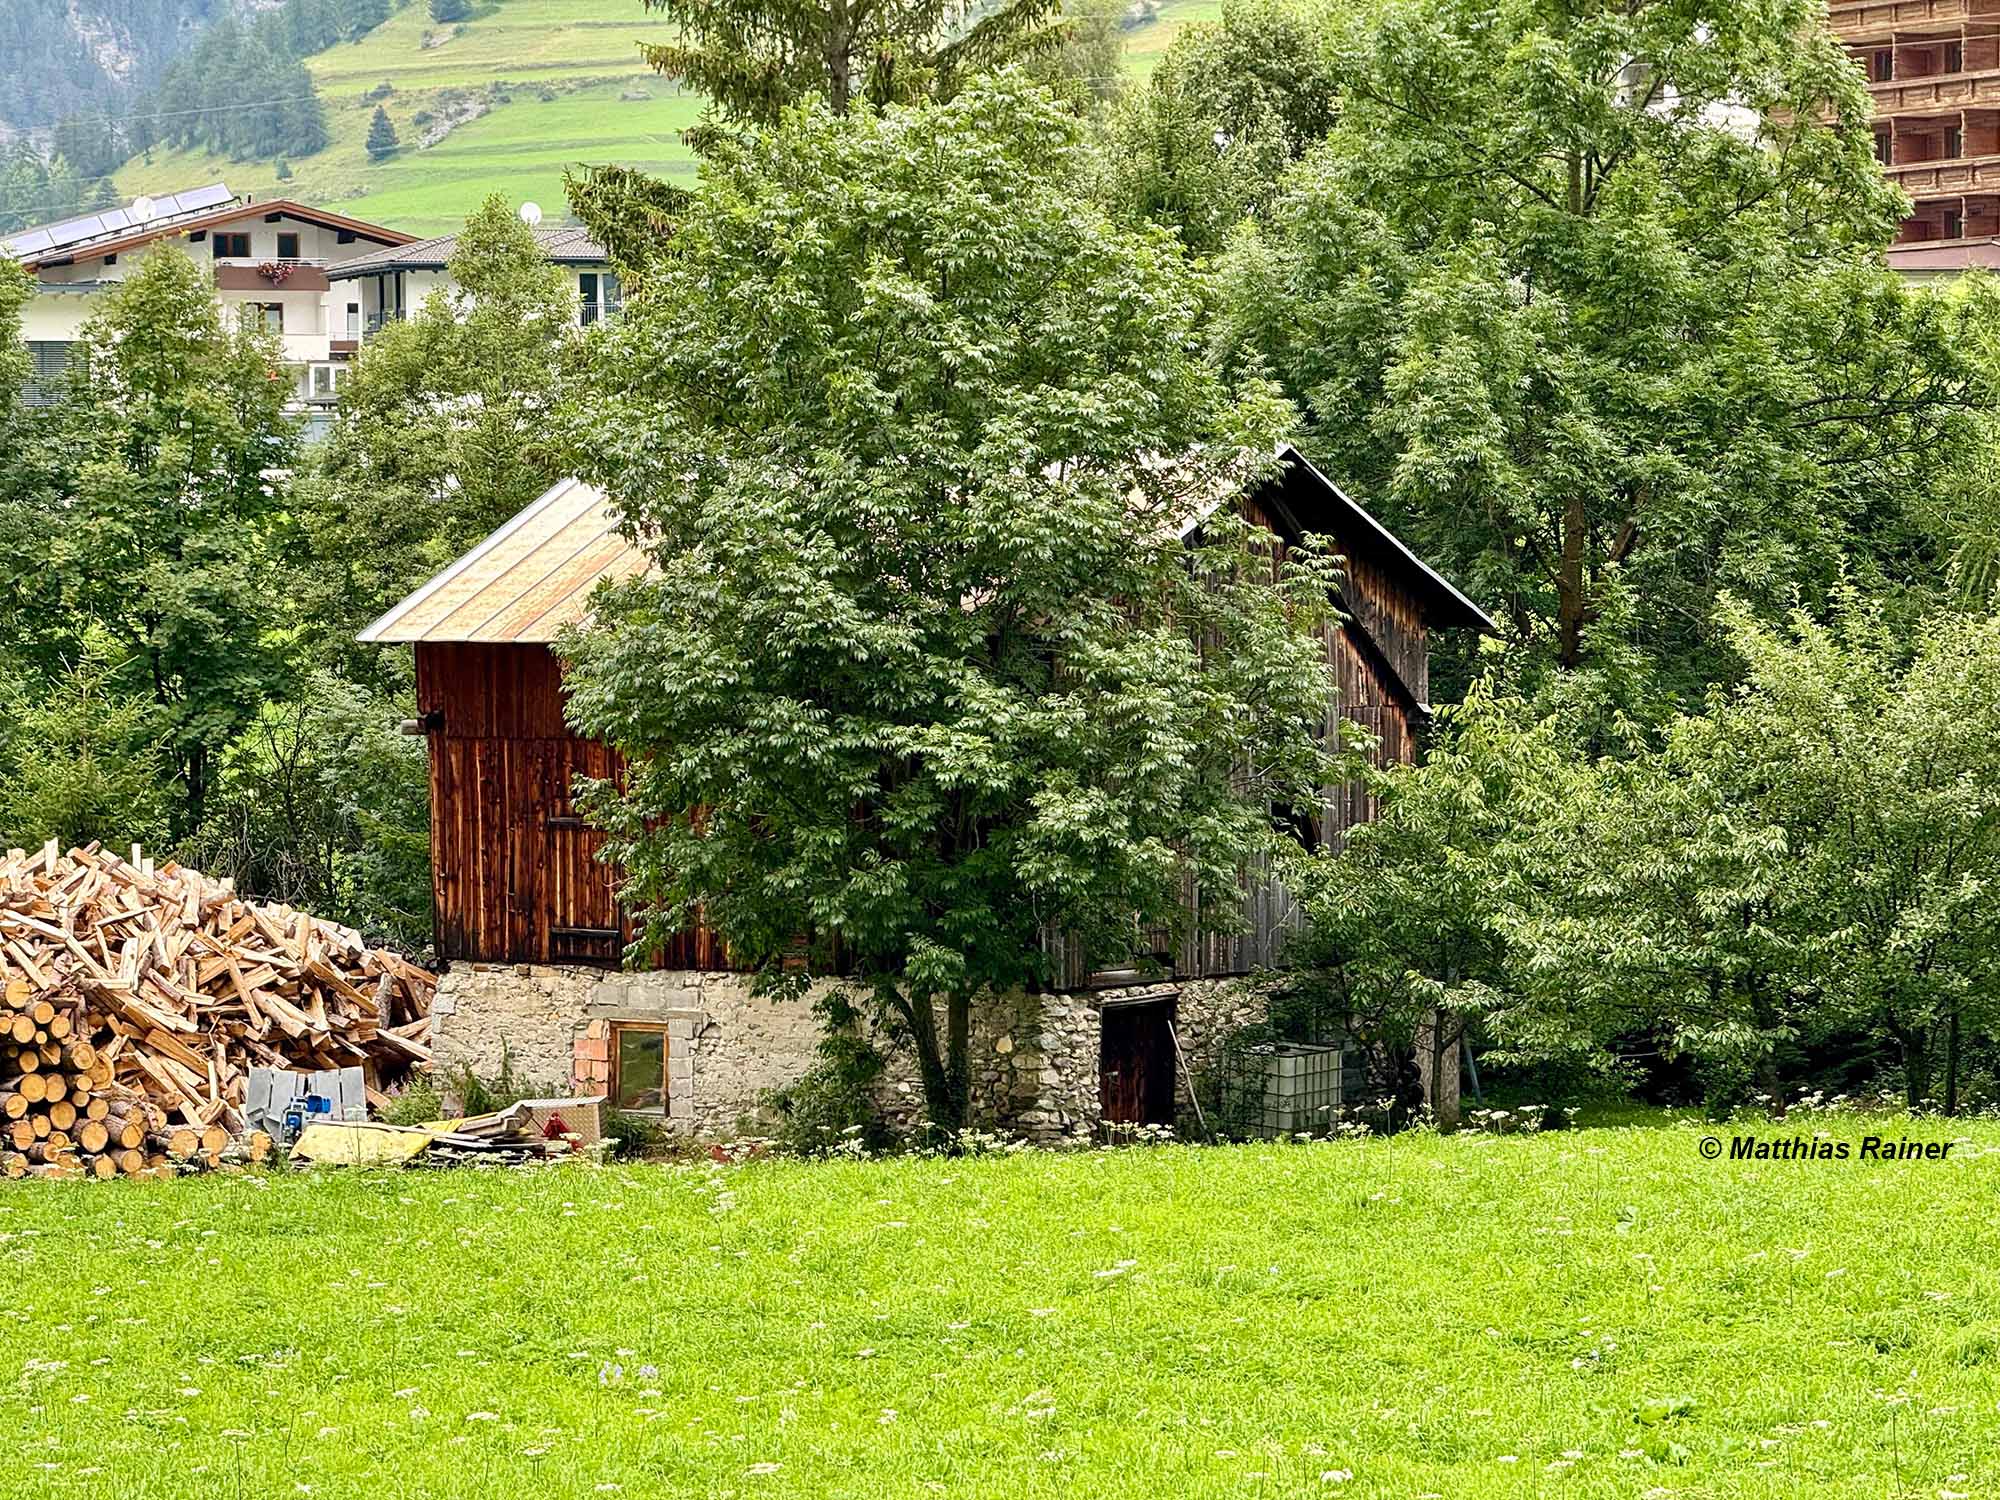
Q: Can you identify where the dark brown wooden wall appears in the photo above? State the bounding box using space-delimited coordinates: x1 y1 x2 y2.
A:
417 490 1444 981
1040 500 1435 990
417 643 723 968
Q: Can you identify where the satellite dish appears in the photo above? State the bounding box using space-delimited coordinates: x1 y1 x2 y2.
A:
131 194 158 222
519 201 543 227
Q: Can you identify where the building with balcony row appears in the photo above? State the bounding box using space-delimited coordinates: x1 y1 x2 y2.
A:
1831 0 2000 274
4 184 619 423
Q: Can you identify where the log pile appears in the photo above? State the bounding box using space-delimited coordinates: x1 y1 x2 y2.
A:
0 840 435 1179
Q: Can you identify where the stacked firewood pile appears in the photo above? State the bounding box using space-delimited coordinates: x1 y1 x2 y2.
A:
0 840 435 1179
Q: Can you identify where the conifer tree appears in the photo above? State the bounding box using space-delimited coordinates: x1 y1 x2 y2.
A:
365 105 400 161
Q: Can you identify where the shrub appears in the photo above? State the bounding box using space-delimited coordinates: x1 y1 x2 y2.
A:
604 1110 669 1159
759 996 892 1155
444 1042 550 1116
380 1079 443 1125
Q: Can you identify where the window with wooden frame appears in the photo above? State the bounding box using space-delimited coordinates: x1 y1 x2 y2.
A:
276 231 300 259
611 1025 667 1112
212 232 251 258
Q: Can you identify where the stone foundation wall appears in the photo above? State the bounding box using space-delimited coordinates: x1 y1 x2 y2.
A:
431 964 1271 1142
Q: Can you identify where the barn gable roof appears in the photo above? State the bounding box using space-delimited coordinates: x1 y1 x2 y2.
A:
1263 446 1496 634
357 478 645 644
358 452 1494 647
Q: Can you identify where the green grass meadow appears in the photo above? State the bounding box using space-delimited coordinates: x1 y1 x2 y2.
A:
5 1113 1999 1497
112 0 1226 236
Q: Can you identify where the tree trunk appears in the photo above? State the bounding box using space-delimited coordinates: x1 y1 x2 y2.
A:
905 988 952 1139
902 986 975 1142
945 990 970 1135
1895 1022 1930 1110
826 1 852 116
1944 1005 1962 1117
1415 1009 1462 1130
1557 489 1587 669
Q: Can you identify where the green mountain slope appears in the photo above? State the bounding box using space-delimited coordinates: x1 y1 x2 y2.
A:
111 0 1218 237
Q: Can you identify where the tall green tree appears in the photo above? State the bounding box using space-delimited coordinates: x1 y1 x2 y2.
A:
1691 597 2000 1111
366 105 400 160
563 81 1345 1134
300 194 581 674
636 0 1063 122
1103 0 1343 253
23 247 296 838
1220 0 1993 706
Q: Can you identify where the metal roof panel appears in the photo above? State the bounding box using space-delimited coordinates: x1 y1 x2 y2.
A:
358 478 650 644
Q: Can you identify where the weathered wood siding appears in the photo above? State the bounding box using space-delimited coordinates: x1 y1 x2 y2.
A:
417 464 1461 985
417 643 723 968
1041 493 1437 990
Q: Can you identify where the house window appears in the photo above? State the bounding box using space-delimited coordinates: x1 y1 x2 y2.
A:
578 270 622 326
1873 48 1894 81
1947 40 1964 72
1875 129 1893 164
276 231 300 259
249 302 284 333
612 1025 667 1111
23 341 72 406
1945 204 1965 237
212 232 251 258
308 363 344 401
1946 125 1963 158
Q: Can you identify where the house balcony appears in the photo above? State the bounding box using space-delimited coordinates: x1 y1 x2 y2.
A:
1831 0 2000 41
1867 67 2000 110
213 259 332 293
1883 152 2000 190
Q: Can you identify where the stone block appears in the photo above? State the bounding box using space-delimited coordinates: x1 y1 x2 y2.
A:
576 1037 610 1064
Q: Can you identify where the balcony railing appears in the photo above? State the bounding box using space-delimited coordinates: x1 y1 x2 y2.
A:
1830 0 2000 37
1884 153 2000 190
1866 67 2000 110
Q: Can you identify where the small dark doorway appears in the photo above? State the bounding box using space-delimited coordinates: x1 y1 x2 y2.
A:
1099 998 1178 1127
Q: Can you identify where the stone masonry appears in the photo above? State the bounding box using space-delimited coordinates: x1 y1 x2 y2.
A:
431 963 1271 1141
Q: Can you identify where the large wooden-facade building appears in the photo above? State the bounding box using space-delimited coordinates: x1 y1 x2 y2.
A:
359 449 1492 982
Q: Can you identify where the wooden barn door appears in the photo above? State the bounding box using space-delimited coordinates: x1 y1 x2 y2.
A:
1099 999 1178 1128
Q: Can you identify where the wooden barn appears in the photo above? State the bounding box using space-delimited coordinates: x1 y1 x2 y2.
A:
359 449 1492 982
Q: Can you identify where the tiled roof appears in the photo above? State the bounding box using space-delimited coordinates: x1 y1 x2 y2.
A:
329 224 607 278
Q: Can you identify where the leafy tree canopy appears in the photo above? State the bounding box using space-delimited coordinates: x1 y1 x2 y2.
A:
297 194 583 677
5 247 296 838
1102 0 1343 253
563 79 1347 1132
636 0 1065 124
1218 0 1996 712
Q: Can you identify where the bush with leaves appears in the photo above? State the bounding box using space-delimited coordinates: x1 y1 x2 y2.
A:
0 645 173 853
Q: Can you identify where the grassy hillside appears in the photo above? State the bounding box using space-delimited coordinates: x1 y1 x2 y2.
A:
110 0 1222 237
7 1115 2000 1496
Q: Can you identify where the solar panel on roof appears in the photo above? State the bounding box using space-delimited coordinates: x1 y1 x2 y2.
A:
3 183 233 261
